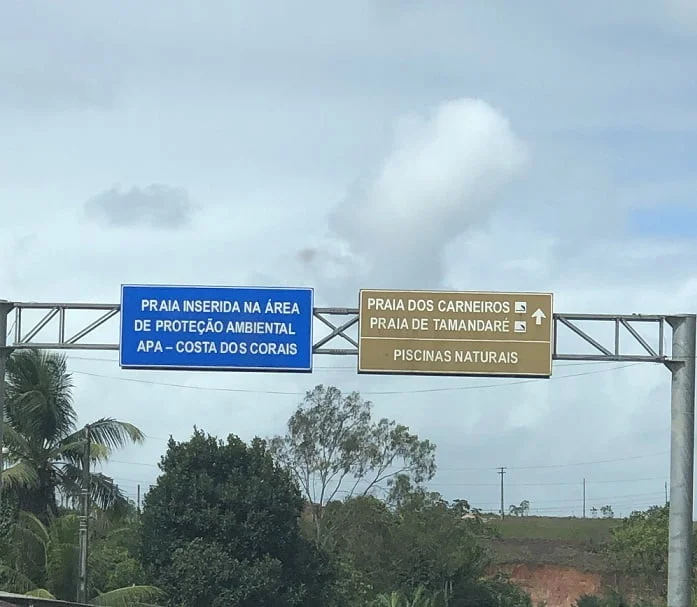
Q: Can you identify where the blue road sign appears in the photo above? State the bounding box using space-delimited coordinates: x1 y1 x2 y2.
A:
119 285 314 372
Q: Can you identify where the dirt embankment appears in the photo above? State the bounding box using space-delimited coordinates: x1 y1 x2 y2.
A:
494 563 602 607
486 538 662 607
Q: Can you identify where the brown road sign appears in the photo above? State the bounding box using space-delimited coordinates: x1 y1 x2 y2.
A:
358 289 553 377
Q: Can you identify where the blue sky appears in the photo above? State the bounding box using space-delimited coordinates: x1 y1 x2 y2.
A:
2 0 697 516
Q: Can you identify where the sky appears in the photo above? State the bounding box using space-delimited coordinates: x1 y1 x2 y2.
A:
2 0 697 518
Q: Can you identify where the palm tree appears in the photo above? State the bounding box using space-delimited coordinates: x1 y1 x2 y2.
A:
0 510 166 605
2 349 145 521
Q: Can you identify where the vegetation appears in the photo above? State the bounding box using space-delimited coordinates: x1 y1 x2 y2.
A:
508 500 530 517
269 384 437 541
3 350 145 522
0 356 684 606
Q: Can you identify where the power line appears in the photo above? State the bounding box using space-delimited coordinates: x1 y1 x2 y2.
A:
415 476 668 487
64 354 634 369
66 362 643 396
107 448 669 472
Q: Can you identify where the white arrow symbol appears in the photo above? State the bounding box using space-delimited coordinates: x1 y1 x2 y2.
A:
531 309 546 325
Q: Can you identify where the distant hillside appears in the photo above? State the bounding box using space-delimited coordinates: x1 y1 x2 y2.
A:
484 516 617 573
483 516 627 607
492 515 618 543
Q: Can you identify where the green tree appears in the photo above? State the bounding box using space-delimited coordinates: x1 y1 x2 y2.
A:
140 428 336 607
269 384 437 540
2 349 145 522
0 509 164 605
322 482 516 606
607 503 696 596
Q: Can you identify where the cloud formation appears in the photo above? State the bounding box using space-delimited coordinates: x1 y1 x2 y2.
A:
327 98 527 290
84 185 196 229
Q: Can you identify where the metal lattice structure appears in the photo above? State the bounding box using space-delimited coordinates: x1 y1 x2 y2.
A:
0 299 695 607
3 301 671 363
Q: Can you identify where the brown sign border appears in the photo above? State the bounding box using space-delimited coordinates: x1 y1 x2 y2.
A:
357 289 554 378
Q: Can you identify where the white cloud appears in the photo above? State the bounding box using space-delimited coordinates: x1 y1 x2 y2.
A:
320 98 527 291
0 1 696 518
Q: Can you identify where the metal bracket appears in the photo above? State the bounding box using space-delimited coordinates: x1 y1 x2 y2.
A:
3 302 670 362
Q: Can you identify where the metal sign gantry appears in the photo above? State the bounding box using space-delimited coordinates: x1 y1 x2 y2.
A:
0 299 695 607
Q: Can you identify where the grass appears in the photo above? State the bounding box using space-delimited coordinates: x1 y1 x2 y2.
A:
491 515 619 543
482 516 620 572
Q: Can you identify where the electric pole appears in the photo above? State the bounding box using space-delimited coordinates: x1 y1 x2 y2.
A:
77 424 91 603
583 478 586 519
0 300 11 516
498 467 506 518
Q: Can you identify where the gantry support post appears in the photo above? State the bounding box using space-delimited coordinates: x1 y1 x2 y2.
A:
666 315 697 607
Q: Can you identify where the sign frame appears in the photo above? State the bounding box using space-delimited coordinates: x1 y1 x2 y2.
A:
357 288 554 378
119 284 314 373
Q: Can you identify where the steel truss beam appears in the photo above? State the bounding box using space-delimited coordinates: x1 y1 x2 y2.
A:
1 302 670 362
0 300 695 606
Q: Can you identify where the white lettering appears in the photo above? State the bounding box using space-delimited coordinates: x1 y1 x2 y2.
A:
432 318 510 332
249 342 298 356
407 299 434 312
134 319 151 331
220 342 247 354
154 319 225 334
454 350 519 364
369 317 410 331
366 297 406 311
436 300 510 314
393 348 452 363
263 300 301 315
244 301 262 314
141 299 180 312
182 300 241 313
225 321 295 335
136 340 162 352
174 341 218 354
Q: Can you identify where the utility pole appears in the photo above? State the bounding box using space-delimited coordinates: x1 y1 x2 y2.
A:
0 300 12 516
583 478 586 519
498 467 506 519
666 315 696 607
137 484 141 514
665 481 669 505
77 424 91 604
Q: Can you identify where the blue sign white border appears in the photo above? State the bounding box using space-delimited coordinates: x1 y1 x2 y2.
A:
118 283 315 373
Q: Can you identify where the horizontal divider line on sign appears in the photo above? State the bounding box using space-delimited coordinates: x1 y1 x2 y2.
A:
358 336 551 344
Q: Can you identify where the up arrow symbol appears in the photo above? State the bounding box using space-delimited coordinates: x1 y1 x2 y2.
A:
531 309 546 325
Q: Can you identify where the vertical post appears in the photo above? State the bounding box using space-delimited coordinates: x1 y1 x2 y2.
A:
0 300 12 517
666 315 696 607
498 467 506 519
582 478 586 519
137 484 141 514
77 424 91 603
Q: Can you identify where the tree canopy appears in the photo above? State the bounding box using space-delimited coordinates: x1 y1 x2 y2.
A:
140 428 334 606
269 384 437 540
2 349 145 522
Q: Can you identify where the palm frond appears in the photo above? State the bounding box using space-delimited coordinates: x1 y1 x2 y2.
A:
5 349 76 442
58 440 110 467
59 463 129 512
0 422 34 458
24 588 57 599
60 419 145 460
17 510 51 545
0 563 39 594
90 585 167 607
1 460 40 490
87 418 146 450
10 511 50 569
